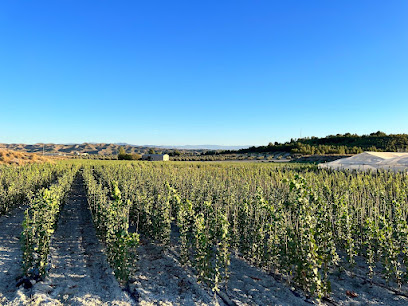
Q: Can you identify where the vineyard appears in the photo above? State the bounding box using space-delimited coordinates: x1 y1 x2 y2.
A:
1 160 408 305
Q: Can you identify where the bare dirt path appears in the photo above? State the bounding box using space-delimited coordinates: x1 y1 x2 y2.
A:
0 206 26 304
328 263 408 305
129 237 221 305
224 256 309 306
225 255 408 306
10 176 134 305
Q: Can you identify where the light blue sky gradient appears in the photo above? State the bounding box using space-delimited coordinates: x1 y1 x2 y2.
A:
0 1 407 146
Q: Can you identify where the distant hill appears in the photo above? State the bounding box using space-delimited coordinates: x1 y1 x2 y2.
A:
0 143 250 156
229 131 408 155
0 143 156 156
0 149 51 165
3 132 407 158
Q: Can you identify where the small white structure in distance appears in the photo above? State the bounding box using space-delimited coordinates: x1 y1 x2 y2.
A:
319 152 408 172
142 154 170 161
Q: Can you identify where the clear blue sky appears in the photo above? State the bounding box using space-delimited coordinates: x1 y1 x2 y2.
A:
0 1 407 146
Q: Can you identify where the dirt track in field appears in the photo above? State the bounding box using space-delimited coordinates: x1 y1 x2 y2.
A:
129 238 217 305
0 206 26 304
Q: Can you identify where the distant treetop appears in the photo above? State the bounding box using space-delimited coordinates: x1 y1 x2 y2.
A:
223 132 408 155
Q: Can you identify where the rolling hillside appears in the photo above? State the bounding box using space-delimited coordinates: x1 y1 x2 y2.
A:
0 143 156 156
0 143 247 157
0 149 51 165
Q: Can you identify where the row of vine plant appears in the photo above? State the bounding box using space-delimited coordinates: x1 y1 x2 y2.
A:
82 166 139 284
21 165 79 278
88 161 408 299
0 163 63 216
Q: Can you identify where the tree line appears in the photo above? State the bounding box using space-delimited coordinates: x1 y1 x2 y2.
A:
221 131 408 155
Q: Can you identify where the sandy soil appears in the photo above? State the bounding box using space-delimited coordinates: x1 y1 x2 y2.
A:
328 258 408 305
0 206 26 304
128 238 218 305
225 256 309 306
224 254 408 306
